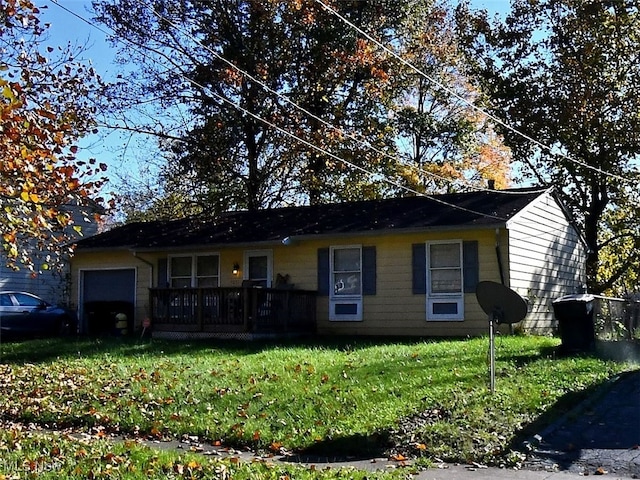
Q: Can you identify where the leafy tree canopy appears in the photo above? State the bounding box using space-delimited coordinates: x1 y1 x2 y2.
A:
457 0 640 294
93 0 511 222
1 0 107 271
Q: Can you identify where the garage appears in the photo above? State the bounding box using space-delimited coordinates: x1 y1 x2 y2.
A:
81 269 136 335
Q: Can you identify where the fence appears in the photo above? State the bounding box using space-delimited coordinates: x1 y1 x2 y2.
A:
593 296 640 341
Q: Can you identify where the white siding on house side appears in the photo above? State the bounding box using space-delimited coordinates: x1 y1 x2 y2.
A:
506 191 586 333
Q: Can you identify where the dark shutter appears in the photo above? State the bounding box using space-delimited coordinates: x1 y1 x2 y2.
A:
412 243 426 294
362 246 376 295
157 258 168 287
463 240 479 293
317 248 329 296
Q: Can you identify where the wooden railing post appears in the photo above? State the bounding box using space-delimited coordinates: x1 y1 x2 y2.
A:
242 287 250 332
197 289 203 332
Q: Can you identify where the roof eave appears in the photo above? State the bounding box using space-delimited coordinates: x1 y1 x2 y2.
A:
109 222 510 252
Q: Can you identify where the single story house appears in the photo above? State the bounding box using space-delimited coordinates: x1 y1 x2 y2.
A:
70 187 587 337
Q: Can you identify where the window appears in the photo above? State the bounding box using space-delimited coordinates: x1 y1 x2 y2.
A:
427 241 464 321
169 254 219 288
333 247 361 296
0 294 13 306
13 293 45 307
330 246 362 321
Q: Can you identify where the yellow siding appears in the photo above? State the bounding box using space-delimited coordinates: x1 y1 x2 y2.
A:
291 230 501 337
72 227 506 337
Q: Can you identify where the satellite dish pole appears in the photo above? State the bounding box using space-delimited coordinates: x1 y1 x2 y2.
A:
476 281 528 393
489 308 496 393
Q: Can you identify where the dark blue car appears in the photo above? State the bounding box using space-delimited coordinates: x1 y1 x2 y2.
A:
0 291 77 336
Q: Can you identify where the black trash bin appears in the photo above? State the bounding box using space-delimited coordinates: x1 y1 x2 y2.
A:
552 294 596 353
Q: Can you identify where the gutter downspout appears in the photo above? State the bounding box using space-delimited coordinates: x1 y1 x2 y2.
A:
132 251 154 280
495 228 505 285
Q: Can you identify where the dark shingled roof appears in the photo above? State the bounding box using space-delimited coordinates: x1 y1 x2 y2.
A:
76 188 549 250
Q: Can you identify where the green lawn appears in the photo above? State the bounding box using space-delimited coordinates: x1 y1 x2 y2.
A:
0 335 634 478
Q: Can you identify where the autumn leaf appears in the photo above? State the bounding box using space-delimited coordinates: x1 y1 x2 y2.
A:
1 0 106 272
269 442 282 452
390 453 407 461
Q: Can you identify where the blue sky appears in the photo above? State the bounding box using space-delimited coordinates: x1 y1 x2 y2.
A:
39 1 513 191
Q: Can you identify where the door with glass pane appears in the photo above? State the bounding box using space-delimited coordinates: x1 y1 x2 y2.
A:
244 250 272 287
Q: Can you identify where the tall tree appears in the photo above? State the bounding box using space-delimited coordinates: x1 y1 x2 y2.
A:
0 0 106 271
93 0 412 212
457 0 640 294
391 0 512 194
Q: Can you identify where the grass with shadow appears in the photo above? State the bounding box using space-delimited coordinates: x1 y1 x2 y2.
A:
0 334 635 472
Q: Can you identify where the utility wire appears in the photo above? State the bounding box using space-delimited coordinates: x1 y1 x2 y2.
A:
51 0 533 198
47 0 526 220
314 0 633 184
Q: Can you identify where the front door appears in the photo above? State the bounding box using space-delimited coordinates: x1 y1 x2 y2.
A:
244 250 272 287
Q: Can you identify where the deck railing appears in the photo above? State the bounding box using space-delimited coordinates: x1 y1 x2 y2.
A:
149 287 317 334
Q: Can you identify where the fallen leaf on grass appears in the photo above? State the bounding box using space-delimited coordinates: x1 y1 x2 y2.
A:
269 442 283 452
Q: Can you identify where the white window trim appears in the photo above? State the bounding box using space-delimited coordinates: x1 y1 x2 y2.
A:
426 240 464 321
168 253 220 288
329 245 363 321
243 250 273 287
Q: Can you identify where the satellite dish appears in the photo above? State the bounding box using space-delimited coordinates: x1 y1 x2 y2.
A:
476 281 528 325
475 281 528 393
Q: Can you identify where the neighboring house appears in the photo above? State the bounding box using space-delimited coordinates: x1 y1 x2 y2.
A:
1 201 102 306
70 187 587 338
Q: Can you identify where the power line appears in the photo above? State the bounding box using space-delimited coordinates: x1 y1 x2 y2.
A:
45 1 518 220
314 0 632 185
50 0 531 198
151 8 541 196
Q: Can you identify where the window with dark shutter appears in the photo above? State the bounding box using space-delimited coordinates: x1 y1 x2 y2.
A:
412 240 478 321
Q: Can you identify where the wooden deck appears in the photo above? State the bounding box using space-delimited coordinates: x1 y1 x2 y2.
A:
149 287 317 335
